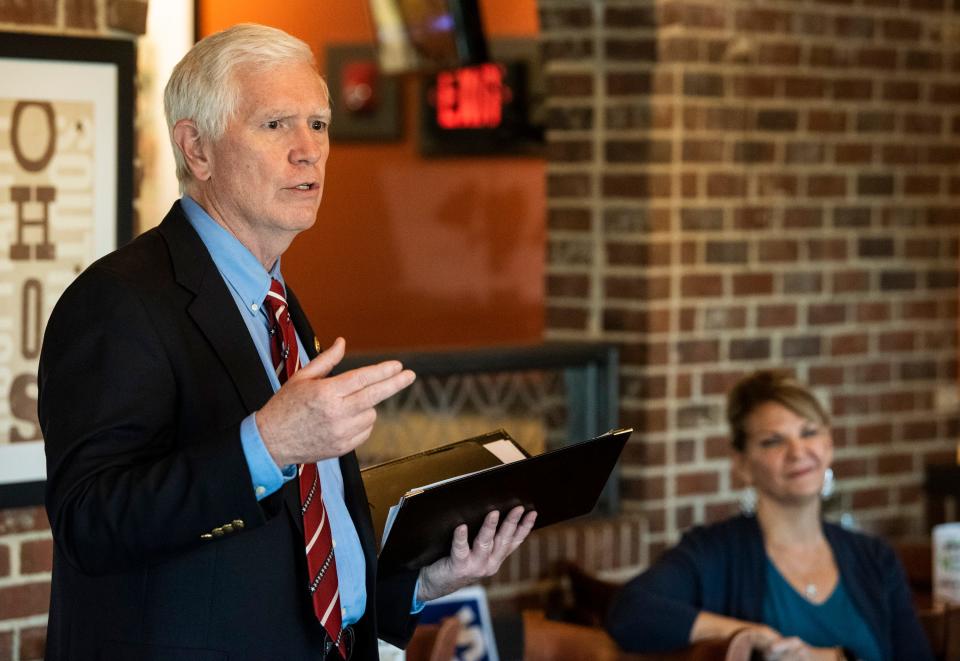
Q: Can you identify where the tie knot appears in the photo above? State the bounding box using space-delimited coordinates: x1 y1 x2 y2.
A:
264 278 287 314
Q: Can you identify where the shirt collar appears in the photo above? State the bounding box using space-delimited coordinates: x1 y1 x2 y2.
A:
180 195 284 316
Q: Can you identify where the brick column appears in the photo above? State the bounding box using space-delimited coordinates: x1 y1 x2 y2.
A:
542 0 960 561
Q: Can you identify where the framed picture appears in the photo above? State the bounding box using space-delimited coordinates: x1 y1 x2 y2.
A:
0 32 135 508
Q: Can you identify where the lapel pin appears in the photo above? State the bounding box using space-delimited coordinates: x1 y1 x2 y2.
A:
313 337 321 354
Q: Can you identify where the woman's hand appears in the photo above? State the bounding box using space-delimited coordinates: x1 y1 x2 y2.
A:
690 611 780 645
762 637 843 660
690 612 843 661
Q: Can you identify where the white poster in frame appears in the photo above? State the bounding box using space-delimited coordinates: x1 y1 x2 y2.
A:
0 33 134 508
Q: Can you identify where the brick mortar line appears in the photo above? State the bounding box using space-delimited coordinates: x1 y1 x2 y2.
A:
613 71 959 80
621 267 960 277
0 533 51 544
588 0 606 340
0 22 102 36
0 572 52 588
601 16 959 36
657 3 704 540
621 354 954 368
598 141 960 153
616 401 957 425
582 292 960 304
599 326 957 338
619 389 958 407
0 613 49 632
653 408 954 422
621 439 953 460
627 478 930 502
588 325 958 339
671 100 960 110
554 146 939 158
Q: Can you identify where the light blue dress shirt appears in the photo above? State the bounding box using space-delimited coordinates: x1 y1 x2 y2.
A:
180 195 367 625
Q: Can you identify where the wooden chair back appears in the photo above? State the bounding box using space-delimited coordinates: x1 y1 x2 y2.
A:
894 538 934 609
521 609 760 661
563 561 623 627
918 603 960 661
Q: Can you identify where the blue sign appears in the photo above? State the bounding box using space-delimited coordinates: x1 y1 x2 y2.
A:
419 585 499 661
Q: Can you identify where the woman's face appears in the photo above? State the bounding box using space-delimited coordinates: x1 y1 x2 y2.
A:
735 400 833 506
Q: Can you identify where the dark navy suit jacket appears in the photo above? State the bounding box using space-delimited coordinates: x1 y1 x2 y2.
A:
39 202 418 660
606 514 932 660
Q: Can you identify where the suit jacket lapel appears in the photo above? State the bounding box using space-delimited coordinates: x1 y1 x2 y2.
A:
158 204 377 574
157 202 274 415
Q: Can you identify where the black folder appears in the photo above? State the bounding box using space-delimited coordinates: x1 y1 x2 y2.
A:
362 429 530 551
364 427 632 572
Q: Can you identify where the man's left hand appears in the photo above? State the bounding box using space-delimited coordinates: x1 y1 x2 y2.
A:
417 506 537 602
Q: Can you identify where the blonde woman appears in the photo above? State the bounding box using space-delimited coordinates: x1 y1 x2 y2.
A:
606 370 931 661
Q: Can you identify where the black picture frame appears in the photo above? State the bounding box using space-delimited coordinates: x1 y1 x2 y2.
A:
0 32 135 508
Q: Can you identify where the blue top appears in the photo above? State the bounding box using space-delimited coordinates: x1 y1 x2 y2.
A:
180 195 367 625
763 557 882 661
606 515 932 660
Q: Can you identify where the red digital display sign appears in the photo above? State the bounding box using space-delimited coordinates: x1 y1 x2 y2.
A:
435 63 506 130
420 58 543 156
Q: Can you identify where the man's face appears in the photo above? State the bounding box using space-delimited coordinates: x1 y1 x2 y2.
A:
198 59 331 257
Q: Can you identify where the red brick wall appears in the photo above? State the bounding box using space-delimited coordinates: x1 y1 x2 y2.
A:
541 0 960 562
0 509 52 661
0 3 146 657
0 0 147 34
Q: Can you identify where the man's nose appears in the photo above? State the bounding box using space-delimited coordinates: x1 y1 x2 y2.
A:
289 126 322 164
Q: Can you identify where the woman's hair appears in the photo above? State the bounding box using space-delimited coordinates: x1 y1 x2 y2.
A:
726 370 830 452
163 23 327 188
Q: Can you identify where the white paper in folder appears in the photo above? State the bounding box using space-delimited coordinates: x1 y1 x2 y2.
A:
934 522 960 606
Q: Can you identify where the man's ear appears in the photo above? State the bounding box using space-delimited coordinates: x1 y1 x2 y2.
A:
172 119 213 181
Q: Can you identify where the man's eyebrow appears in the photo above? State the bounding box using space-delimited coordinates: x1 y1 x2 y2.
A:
254 108 289 120
255 108 331 121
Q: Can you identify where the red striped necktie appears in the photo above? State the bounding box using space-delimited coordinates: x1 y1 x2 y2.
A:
263 278 346 658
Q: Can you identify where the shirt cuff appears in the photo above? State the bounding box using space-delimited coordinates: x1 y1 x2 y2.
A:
411 577 426 614
241 412 295 500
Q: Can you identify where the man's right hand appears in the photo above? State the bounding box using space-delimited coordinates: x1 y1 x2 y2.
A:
256 337 415 466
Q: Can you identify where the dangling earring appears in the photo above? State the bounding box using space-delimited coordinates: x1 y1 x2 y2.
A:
820 467 835 500
739 486 757 514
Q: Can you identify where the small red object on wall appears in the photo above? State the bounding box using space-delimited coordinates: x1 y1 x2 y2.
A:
341 60 379 114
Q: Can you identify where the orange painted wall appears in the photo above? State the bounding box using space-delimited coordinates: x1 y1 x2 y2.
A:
200 1 544 352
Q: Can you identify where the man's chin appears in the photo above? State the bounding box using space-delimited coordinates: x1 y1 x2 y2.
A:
278 209 320 233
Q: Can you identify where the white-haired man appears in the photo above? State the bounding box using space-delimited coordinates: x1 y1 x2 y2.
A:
39 23 535 660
